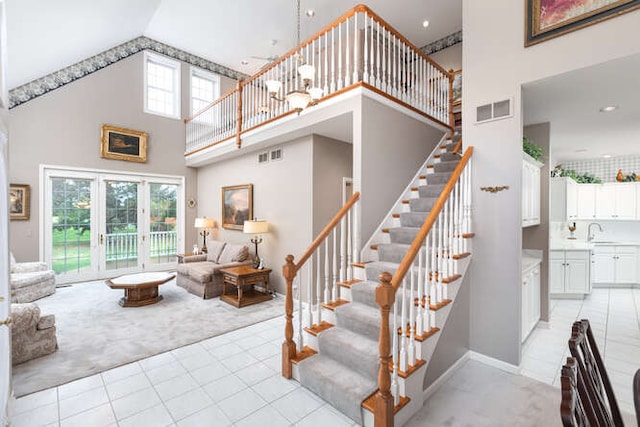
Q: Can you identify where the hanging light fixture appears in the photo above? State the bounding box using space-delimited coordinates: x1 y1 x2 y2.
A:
265 0 323 114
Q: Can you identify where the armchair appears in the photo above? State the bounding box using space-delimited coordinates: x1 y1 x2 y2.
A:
10 253 56 303
11 303 58 365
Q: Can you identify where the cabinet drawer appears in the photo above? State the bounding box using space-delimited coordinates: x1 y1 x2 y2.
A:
550 251 564 261
565 251 590 260
615 246 637 255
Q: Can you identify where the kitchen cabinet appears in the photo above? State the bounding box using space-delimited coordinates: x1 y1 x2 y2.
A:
550 250 590 297
592 245 638 284
576 184 596 220
550 177 577 221
521 259 541 342
595 183 636 220
522 153 543 227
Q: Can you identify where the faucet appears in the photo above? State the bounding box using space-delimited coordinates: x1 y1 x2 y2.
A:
587 223 603 241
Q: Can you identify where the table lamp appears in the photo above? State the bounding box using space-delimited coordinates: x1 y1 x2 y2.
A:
194 217 217 253
243 219 268 268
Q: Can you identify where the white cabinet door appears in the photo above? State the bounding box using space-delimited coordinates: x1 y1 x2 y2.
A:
616 251 637 284
566 179 578 220
522 156 542 227
531 166 541 224
521 271 529 342
550 253 565 293
615 184 636 219
529 266 541 331
595 185 615 219
576 184 596 220
566 257 589 294
592 253 615 283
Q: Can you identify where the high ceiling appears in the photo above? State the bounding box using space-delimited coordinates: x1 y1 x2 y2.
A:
7 0 462 89
523 52 640 163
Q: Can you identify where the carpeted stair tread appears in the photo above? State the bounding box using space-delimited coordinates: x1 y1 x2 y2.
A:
434 160 460 173
365 261 399 282
335 301 381 339
298 355 377 424
426 172 453 185
409 197 438 212
349 280 380 308
389 227 420 244
317 327 379 378
377 243 430 264
439 152 460 162
418 184 446 198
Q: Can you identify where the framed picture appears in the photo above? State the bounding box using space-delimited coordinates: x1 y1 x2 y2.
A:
451 69 462 106
9 184 30 220
222 184 253 230
100 124 148 163
526 0 640 46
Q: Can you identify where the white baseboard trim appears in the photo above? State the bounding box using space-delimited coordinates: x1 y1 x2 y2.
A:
422 351 470 403
468 351 521 374
537 320 550 329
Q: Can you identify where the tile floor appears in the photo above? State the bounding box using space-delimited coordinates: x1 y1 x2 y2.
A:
521 287 640 416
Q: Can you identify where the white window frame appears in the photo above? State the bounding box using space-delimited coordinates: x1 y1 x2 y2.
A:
189 66 220 117
144 51 181 120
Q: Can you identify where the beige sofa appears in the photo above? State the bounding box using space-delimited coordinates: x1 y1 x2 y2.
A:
11 303 58 365
177 241 251 299
10 253 56 303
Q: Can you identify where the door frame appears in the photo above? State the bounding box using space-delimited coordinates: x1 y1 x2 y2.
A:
40 165 185 283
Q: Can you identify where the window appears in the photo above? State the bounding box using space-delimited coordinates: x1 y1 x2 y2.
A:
190 67 220 116
144 52 181 119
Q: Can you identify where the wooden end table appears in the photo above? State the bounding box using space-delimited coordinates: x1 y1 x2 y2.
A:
106 272 175 307
220 266 272 308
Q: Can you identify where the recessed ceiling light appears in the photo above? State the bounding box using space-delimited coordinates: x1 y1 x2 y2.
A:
603 154 612 158
241 60 249 65
422 20 430 28
306 9 315 17
599 105 618 112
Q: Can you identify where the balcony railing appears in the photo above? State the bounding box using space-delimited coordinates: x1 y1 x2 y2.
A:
185 4 454 156
104 231 177 262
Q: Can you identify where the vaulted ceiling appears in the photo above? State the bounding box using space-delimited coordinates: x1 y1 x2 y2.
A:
7 0 463 89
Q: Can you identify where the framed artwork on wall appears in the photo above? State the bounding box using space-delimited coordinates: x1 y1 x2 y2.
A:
100 124 148 163
222 184 253 230
9 184 30 220
525 0 640 46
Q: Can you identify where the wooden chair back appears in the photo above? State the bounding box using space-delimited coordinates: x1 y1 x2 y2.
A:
561 357 597 427
634 368 639 426
568 319 623 427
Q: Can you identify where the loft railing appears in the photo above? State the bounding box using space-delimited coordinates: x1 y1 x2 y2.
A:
281 192 360 378
185 4 453 156
374 147 473 425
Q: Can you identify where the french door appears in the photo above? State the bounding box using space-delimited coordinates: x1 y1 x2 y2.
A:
42 167 184 284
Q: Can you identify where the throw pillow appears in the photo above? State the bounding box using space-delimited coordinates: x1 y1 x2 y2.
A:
218 244 249 264
206 241 227 263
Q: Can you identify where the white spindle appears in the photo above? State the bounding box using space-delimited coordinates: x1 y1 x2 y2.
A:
391 297 399 406
423 232 431 332
316 251 322 324
340 216 346 282
345 17 350 86
332 229 339 302
443 199 450 280
324 32 329 96
353 202 360 264
399 276 408 372
436 212 443 304
338 22 343 89
416 247 424 337
296 277 303 349
382 25 387 92
324 240 330 304
363 13 368 83
347 209 353 281
352 12 358 84
331 27 336 93
408 266 416 366
376 20 381 89
307 261 314 328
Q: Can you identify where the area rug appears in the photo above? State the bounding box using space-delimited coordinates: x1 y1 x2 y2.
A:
12 276 284 397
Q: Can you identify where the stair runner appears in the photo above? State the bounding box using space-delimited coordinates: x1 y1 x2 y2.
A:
297 142 461 424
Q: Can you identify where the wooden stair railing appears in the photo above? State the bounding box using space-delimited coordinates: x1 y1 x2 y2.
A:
185 4 453 155
374 147 474 426
282 192 360 378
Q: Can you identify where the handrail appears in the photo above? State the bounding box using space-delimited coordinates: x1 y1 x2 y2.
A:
184 85 240 123
293 192 360 273
453 139 463 155
390 147 473 290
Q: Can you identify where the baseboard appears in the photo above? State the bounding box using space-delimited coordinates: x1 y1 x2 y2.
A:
468 350 521 374
422 351 470 403
537 320 550 329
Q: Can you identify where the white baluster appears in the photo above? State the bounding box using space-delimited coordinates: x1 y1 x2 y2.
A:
345 17 350 86
332 228 338 302
324 240 330 304
352 12 358 84
376 20 381 89
353 202 360 264
429 226 436 310
399 276 408 373
416 246 424 337
338 24 343 90
347 209 353 281
408 266 416 366
381 24 387 92
296 276 303 349
316 250 322 325
391 297 399 406
307 261 314 328
324 32 329 96
340 216 346 282
423 231 431 332
436 213 443 304
331 27 336 93
363 12 368 84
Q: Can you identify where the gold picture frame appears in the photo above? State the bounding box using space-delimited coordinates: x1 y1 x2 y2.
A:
10 184 30 220
222 184 253 230
100 124 148 163
525 0 640 46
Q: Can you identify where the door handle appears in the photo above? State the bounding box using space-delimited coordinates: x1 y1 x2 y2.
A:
0 317 12 327
100 234 104 244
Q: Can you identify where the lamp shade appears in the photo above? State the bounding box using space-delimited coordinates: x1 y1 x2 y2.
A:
286 90 311 112
194 217 216 229
308 87 323 101
265 79 282 94
297 64 315 81
243 220 268 234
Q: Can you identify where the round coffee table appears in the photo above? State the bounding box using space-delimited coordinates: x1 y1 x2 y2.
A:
106 272 175 307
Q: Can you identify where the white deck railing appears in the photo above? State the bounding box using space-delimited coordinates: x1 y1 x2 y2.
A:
185 5 453 155
104 231 177 261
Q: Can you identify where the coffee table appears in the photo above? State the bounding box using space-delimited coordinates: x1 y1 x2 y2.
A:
220 266 272 308
106 272 175 307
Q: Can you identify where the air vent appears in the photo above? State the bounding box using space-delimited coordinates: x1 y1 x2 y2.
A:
270 148 283 161
475 98 512 123
257 152 269 164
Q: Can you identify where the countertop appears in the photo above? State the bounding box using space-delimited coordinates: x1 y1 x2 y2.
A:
549 239 594 251
522 249 542 272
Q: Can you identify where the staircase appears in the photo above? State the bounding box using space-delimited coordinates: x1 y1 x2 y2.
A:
281 135 473 426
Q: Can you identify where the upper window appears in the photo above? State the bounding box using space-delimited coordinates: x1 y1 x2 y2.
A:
144 52 181 119
190 67 220 116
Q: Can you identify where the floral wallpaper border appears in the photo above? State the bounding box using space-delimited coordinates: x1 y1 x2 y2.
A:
9 36 248 109
420 30 463 56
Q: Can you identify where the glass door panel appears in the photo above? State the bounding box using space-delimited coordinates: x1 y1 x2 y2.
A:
103 180 139 271
50 178 93 276
148 183 178 264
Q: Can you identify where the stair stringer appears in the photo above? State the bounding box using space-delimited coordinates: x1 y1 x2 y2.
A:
360 133 449 263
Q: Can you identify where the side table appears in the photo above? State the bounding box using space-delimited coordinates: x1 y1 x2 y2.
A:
220 266 272 308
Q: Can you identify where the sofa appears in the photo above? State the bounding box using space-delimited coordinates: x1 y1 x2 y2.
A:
11 303 58 365
10 253 56 303
177 241 251 299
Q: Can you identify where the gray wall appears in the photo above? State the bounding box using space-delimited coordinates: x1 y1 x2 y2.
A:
523 123 550 322
359 97 445 242
7 51 235 260
196 136 315 294
429 44 462 72
423 274 470 389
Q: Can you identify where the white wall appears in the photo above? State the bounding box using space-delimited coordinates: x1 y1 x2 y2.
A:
429 43 462 71
463 0 640 364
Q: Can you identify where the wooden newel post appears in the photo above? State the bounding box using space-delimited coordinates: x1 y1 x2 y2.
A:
374 272 395 427
282 254 297 379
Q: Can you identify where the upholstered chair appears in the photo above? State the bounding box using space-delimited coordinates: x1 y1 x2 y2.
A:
10 253 56 303
10 303 58 365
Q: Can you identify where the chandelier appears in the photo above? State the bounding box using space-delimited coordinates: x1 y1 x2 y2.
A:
265 0 323 114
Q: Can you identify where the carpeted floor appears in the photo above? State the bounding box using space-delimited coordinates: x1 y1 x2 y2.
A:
12 276 284 397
